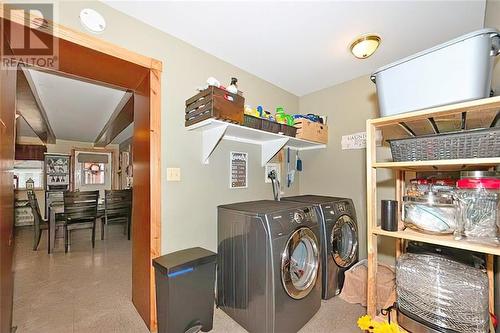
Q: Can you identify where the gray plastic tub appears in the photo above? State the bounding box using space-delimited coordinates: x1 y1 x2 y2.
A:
372 28 500 117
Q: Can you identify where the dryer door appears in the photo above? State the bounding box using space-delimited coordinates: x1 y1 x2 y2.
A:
281 227 320 300
331 215 358 268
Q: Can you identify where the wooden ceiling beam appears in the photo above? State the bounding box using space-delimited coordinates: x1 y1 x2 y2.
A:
94 91 134 147
16 66 56 144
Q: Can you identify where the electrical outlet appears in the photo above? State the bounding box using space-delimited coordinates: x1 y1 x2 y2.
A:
167 167 181 181
265 163 280 183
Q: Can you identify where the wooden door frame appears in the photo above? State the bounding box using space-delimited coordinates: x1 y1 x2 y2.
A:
1 9 162 332
0 27 17 333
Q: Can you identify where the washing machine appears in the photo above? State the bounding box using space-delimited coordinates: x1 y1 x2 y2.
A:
283 195 359 299
217 200 321 333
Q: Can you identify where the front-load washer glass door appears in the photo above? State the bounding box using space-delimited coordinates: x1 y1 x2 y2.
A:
331 215 358 267
281 227 319 299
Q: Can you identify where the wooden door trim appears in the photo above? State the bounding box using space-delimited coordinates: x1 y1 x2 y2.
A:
2 8 163 332
0 6 162 72
149 68 161 330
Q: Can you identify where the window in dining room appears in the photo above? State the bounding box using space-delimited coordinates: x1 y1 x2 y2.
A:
82 162 106 185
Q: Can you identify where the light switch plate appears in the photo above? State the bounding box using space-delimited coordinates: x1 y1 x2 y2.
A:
167 167 181 181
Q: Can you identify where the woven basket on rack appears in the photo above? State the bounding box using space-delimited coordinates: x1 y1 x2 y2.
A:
388 127 500 162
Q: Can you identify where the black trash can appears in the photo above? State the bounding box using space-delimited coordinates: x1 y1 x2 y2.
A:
153 247 217 333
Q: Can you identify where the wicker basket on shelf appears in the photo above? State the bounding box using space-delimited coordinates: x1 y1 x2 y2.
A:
388 127 500 162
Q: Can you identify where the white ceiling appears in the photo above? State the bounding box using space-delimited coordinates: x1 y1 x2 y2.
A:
21 69 129 143
105 1 486 96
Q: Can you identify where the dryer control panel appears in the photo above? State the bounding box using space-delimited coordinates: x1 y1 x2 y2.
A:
325 201 352 216
322 200 354 225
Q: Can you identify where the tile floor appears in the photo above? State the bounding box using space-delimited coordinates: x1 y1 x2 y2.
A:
13 224 149 333
13 225 365 333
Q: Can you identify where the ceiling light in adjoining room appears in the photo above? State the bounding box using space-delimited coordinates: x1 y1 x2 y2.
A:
79 8 106 34
350 34 381 59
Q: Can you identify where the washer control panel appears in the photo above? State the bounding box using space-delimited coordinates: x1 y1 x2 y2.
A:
293 211 304 224
269 206 317 236
288 207 313 224
336 202 348 213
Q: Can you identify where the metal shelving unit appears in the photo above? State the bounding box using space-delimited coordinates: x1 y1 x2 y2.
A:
366 96 500 320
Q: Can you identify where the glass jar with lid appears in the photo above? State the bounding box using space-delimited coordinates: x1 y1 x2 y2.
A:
454 176 500 244
402 191 456 234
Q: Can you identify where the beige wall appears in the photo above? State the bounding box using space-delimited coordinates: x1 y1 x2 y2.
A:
297 4 500 264
55 1 300 254
298 76 395 262
50 1 500 259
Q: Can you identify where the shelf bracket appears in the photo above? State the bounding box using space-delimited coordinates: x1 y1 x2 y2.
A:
261 138 289 166
201 123 228 164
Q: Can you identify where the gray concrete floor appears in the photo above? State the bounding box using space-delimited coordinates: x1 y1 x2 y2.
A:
13 225 364 332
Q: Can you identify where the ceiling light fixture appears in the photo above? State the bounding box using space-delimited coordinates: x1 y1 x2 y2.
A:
79 8 106 34
350 34 381 59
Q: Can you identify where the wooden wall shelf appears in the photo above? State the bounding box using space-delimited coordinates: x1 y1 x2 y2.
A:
186 118 326 166
366 96 500 320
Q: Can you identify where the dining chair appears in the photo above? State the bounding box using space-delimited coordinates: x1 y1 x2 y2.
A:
63 190 99 253
102 189 132 240
27 190 66 251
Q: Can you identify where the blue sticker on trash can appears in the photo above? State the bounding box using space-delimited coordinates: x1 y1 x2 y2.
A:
168 267 194 278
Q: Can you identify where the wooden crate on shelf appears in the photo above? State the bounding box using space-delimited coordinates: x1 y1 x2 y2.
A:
294 118 328 143
185 86 244 126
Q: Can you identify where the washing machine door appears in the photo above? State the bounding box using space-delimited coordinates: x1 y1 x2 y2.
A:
281 227 320 300
331 215 358 268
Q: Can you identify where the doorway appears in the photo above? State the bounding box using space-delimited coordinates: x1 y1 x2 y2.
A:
1 10 162 332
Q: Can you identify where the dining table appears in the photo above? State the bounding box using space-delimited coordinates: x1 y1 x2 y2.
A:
48 201 105 254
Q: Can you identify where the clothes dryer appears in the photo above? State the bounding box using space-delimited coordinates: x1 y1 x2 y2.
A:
283 195 359 299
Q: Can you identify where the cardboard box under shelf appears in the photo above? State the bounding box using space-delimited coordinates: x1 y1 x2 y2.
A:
185 86 244 126
294 119 328 144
